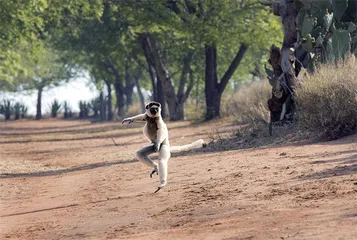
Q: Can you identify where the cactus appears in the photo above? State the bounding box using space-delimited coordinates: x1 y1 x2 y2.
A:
79 100 91 119
14 102 21 120
0 99 12 121
63 101 72 119
50 99 61 118
296 0 356 63
20 104 28 118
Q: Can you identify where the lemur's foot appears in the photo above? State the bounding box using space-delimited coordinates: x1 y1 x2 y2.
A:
150 168 158 178
154 187 162 193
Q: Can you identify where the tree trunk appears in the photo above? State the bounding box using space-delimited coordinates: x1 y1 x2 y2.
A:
268 0 300 123
140 33 167 118
167 102 185 121
113 81 125 118
36 87 43 120
204 44 248 120
104 58 126 118
204 44 220 120
124 63 135 109
134 70 146 112
100 90 105 121
169 53 194 121
106 81 113 121
147 64 157 101
141 33 196 121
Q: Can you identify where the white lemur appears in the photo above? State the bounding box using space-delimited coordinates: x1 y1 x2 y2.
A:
122 101 204 193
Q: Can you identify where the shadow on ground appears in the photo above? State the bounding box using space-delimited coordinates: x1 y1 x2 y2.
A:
0 159 137 179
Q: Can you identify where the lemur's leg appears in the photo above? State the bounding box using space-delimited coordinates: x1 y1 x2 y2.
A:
157 144 171 188
136 146 158 176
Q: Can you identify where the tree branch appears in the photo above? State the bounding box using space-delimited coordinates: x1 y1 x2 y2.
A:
183 66 194 102
218 44 248 94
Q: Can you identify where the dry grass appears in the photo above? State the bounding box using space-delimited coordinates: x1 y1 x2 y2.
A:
224 80 271 127
185 99 205 121
295 57 357 140
126 101 143 117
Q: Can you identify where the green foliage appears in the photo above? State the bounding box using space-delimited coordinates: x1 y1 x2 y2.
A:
50 99 61 118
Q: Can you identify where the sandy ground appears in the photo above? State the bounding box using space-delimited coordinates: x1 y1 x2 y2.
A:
0 118 357 240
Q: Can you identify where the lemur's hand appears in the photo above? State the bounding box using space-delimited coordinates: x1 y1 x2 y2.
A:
122 118 133 124
153 141 160 152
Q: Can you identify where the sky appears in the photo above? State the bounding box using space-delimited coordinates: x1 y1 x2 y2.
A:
1 77 98 116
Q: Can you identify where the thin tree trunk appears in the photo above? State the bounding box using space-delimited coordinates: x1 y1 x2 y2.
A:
147 64 157 101
106 81 113 121
100 90 105 121
124 63 135 109
36 87 43 120
134 70 146 112
104 58 126 118
168 53 194 121
113 81 125 118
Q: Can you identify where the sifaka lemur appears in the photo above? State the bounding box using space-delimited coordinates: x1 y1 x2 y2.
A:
122 101 204 193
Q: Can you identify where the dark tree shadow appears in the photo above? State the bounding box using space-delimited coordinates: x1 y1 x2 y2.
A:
301 164 357 180
1 204 79 217
0 131 140 144
1 122 93 131
0 159 137 179
0 125 123 136
0 123 194 144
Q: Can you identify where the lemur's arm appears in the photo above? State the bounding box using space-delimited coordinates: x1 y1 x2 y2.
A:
122 113 146 124
153 119 168 152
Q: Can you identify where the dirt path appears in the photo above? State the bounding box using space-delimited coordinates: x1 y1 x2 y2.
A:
1 119 357 239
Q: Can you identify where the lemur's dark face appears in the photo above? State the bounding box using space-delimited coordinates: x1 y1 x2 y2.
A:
145 102 161 118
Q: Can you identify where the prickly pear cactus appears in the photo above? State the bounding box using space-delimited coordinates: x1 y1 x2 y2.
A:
296 0 356 62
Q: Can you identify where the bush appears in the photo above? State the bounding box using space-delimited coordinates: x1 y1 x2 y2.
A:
224 80 271 126
50 99 61 118
295 57 357 140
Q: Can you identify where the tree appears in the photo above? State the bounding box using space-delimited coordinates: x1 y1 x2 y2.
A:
14 42 71 119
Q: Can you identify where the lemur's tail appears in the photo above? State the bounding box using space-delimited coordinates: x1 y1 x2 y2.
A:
170 139 205 152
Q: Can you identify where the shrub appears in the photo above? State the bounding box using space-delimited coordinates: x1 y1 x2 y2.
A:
50 99 61 118
295 57 357 140
224 80 271 126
